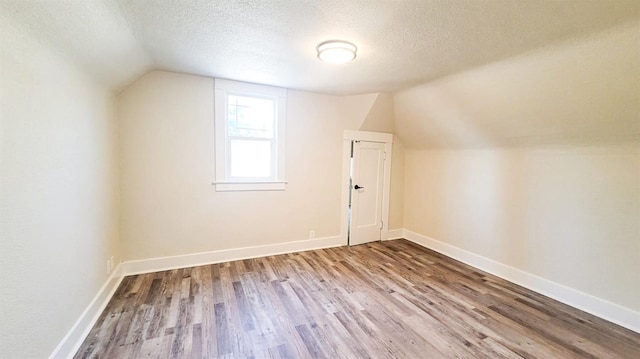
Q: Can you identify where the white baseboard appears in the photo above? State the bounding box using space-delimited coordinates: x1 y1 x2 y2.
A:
49 265 124 359
121 235 346 276
385 228 405 240
402 229 640 333
51 235 346 358
52 229 638 359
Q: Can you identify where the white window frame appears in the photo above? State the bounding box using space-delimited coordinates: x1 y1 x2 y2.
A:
214 78 287 191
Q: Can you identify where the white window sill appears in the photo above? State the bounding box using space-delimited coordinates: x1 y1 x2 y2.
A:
213 181 287 192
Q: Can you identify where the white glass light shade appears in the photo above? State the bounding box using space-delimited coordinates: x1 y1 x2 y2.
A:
317 40 357 64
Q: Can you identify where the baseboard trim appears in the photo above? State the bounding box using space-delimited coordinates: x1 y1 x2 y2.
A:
121 235 346 276
52 229 638 359
385 228 405 240
402 229 640 333
51 235 346 358
49 265 124 359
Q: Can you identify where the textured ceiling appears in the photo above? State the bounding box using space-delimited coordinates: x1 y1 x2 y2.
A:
1 0 638 94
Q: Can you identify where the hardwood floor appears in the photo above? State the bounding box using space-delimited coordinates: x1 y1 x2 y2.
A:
75 240 640 358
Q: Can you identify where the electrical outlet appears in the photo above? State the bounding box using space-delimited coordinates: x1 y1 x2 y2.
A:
309 230 315 239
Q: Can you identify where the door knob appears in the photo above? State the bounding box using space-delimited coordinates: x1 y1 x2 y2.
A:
354 184 364 190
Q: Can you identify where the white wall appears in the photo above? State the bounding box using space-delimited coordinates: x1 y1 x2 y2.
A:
360 93 395 134
0 15 120 358
118 71 390 260
388 140 405 230
404 147 640 311
395 21 640 318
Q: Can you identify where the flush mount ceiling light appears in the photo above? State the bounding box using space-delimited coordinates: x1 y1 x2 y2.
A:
317 40 357 64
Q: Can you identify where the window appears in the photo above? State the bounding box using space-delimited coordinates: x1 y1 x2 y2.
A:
214 79 286 191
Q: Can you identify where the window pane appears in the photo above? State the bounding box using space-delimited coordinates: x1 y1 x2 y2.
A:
230 139 271 178
228 95 274 138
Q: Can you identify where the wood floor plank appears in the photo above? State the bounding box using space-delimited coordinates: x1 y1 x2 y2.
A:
74 239 640 359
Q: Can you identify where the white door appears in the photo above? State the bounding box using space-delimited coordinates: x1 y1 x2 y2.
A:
349 141 385 246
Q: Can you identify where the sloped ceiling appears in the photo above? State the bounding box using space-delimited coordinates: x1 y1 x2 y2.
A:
394 20 640 148
0 0 152 90
1 0 638 95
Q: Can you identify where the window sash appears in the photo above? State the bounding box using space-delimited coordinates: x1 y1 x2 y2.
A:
225 137 276 181
214 78 286 191
226 93 276 139
225 92 278 181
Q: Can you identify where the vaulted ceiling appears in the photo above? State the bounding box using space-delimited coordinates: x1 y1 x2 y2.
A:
2 0 638 95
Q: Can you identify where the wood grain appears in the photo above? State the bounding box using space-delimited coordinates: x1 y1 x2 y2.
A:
75 240 640 358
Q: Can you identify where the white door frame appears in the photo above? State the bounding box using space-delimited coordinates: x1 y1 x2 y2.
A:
340 130 393 245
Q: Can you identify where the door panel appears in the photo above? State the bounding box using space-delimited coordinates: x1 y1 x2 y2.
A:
350 141 385 246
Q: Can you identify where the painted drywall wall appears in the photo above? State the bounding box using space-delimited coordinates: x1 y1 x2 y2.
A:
403 147 640 311
396 20 640 314
394 21 639 149
360 93 395 134
0 15 120 358
118 71 387 260
388 139 405 230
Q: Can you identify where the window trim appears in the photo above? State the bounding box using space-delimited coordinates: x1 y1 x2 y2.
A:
213 78 287 191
